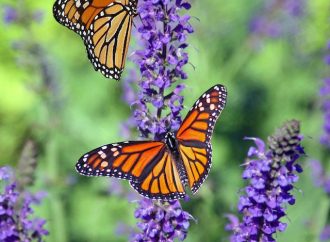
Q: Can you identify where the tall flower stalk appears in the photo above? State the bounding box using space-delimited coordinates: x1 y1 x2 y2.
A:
131 0 193 140
226 120 304 241
0 164 48 242
121 0 194 240
309 41 330 241
0 123 48 242
320 41 330 147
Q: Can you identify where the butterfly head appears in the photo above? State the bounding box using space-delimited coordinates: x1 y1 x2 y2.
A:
165 132 177 152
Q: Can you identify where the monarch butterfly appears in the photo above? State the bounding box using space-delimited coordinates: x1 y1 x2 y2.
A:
76 84 227 200
53 0 138 80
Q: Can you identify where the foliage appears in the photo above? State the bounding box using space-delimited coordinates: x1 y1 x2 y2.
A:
0 0 329 241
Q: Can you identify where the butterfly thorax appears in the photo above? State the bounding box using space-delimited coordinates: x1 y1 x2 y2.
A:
165 132 188 186
126 0 138 16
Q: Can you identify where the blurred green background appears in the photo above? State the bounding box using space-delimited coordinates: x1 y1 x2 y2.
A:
0 0 330 241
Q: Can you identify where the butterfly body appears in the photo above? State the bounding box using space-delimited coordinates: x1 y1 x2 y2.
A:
53 0 138 80
76 84 227 200
124 0 138 16
164 132 189 187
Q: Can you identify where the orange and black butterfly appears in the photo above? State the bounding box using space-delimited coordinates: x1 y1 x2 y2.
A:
76 84 227 200
53 0 138 80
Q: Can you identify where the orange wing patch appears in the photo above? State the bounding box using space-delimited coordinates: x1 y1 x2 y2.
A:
122 142 161 153
176 110 198 137
176 110 208 142
86 2 133 79
176 84 227 144
54 0 82 29
130 152 186 200
179 144 210 193
76 141 164 181
53 0 115 32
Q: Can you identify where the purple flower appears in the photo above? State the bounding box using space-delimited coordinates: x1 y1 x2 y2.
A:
249 0 305 45
324 55 330 65
131 199 193 241
3 6 18 24
32 10 44 23
0 166 48 241
320 225 330 241
309 160 330 191
0 166 13 181
226 120 304 241
2 5 44 25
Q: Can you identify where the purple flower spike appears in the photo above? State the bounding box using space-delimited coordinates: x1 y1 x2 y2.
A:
121 0 194 240
320 225 330 241
0 166 48 241
3 6 18 24
314 39 330 242
132 198 193 242
125 0 193 140
226 120 304 241
310 160 329 191
324 55 330 65
320 41 330 147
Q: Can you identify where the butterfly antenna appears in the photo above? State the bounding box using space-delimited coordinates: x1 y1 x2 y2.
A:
132 13 144 29
139 14 145 26
164 92 174 100
191 16 200 22
188 62 196 71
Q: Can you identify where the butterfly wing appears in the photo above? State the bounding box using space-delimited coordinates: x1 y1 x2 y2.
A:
76 140 185 200
176 84 227 193
53 0 91 35
84 1 136 80
129 150 186 201
76 141 164 180
53 0 136 80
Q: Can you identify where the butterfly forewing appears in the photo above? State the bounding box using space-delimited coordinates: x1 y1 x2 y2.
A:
53 0 92 34
176 85 227 144
176 84 227 193
76 141 165 180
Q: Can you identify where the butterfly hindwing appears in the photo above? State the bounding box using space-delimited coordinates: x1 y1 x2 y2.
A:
85 1 135 79
130 151 186 200
177 144 210 193
176 84 227 193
